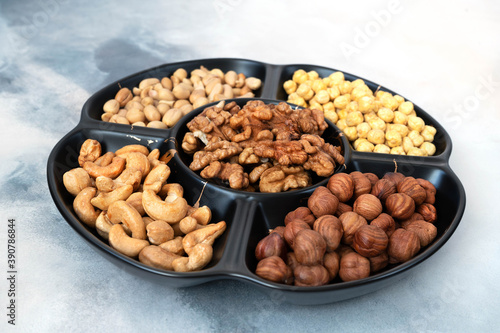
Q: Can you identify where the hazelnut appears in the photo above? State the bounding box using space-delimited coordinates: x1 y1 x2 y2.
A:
327 173 354 202
382 172 405 186
387 228 421 263
369 251 389 273
404 220 437 247
339 252 371 282
350 171 372 200
370 213 396 237
308 186 339 218
313 215 343 252
417 178 437 204
283 220 310 248
337 244 355 257
255 256 293 285
335 202 353 217
269 226 285 238
293 264 331 287
293 229 327 266
371 179 397 202
353 194 383 221
284 206 315 227
339 212 368 245
255 232 288 261
352 225 389 257
416 203 437 223
364 172 379 186
397 177 427 205
385 193 415 220
323 252 340 280
399 212 424 228
286 252 299 271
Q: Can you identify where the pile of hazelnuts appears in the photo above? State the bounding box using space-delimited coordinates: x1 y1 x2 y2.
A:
254 170 438 286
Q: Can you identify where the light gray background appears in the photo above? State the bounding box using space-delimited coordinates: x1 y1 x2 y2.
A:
1 0 499 332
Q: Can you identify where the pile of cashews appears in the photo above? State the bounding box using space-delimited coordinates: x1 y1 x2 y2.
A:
63 139 226 272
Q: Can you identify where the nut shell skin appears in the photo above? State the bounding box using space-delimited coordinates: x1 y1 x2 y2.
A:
382 172 405 186
404 220 437 247
349 171 372 200
284 206 316 227
293 229 327 266
323 251 340 280
327 173 354 203
255 256 293 285
308 186 339 218
397 177 427 206
283 220 310 248
416 178 437 204
352 225 389 258
339 252 371 282
294 264 331 287
339 212 368 245
385 193 415 220
364 172 379 186
370 213 396 237
417 203 437 223
387 228 421 263
255 232 288 261
313 215 343 252
371 179 397 202
335 202 353 217
369 251 389 273
353 194 383 221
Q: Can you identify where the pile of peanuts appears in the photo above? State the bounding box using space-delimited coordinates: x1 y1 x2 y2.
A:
101 66 262 129
284 70 437 156
62 139 226 272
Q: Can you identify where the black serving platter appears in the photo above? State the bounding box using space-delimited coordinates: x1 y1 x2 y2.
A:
47 58 466 305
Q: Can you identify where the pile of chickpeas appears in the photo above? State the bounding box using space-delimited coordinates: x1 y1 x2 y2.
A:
284 70 437 156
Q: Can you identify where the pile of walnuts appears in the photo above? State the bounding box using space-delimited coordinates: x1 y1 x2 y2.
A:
254 170 438 286
181 100 345 192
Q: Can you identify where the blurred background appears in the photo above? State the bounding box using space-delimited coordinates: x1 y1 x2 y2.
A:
0 0 498 332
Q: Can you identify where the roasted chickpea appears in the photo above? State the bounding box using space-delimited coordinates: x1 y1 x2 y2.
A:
385 130 402 148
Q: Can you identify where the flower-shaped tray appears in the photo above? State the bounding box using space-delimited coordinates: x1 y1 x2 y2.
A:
47 58 466 305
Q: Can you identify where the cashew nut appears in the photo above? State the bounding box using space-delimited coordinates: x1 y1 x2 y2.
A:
115 144 149 158
158 183 184 199
95 211 113 240
172 243 213 272
182 221 226 255
94 151 115 166
95 176 116 192
107 200 147 240
147 149 163 168
114 167 143 191
126 192 146 216
179 216 198 234
83 156 126 179
159 236 185 256
143 164 171 193
146 220 174 245
90 185 133 211
142 189 188 224
125 152 150 180
63 167 93 196
109 224 149 258
78 139 101 167
73 187 101 228
189 205 212 225
142 216 155 226
138 245 181 270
